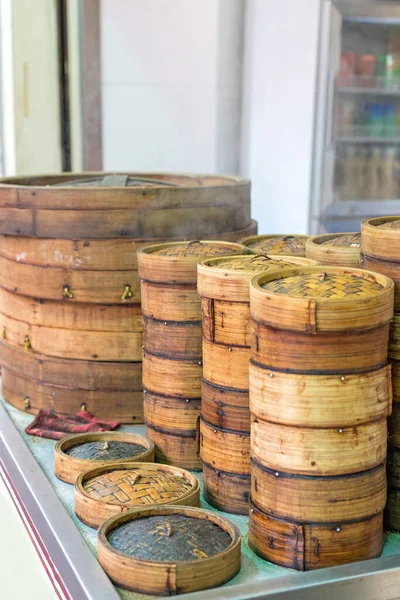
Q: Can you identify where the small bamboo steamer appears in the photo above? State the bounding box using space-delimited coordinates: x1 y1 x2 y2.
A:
74 462 200 529
250 266 394 334
97 505 241 596
248 501 383 571
201 380 250 432
139 241 246 471
249 362 392 427
54 432 155 484
251 459 386 523
251 417 387 476
202 463 250 515
361 216 400 260
145 426 201 471
360 254 400 310
306 233 361 267
238 234 309 257
200 418 250 476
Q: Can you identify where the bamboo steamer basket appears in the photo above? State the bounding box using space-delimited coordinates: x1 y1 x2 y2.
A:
361 254 400 311
239 234 309 256
198 255 317 431
54 432 155 484
97 505 241 596
251 459 386 523
74 462 200 529
251 417 387 476
306 233 361 267
248 501 383 571
200 418 250 514
0 173 252 238
250 266 394 373
0 342 143 423
249 362 392 427
139 241 246 471
0 288 143 361
361 216 400 260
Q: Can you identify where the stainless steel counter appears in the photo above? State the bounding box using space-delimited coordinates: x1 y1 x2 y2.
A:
1 396 400 600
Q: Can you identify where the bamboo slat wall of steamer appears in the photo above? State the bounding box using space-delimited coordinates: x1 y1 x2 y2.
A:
361 216 400 531
138 241 247 470
249 265 394 570
0 173 255 421
306 233 361 266
197 254 317 515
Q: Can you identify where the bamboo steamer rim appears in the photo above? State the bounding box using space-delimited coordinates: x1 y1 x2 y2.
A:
138 240 247 284
362 216 400 233
0 172 250 190
306 233 361 261
250 265 394 333
98 505 241 564
197 254 317 302
54 433 155 484
75 461 200 506
238 234 309 255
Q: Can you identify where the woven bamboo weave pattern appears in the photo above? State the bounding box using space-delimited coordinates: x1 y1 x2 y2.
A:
149 242 240 259
246 236 307 255
209 255 291 272
262 272 383 298
377 221 400 229
320 233 361 247
83 469 193 505
107 515 231 561
66 441 145 461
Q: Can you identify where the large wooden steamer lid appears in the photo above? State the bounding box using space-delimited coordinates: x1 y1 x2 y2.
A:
361 216 400 259
239 234 309 256
74 462 200 528
54 432 155 484
0 172 251 238
198 254 317 302
97 505 241 595
250 266 394 333
306 233 361 266
137 240 247 284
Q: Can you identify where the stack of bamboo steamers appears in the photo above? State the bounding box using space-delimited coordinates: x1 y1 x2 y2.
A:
361 217 400 532
0 173 255 422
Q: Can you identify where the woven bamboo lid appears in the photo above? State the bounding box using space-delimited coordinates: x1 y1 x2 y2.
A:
251 266 394 333
198 254 316 302
138 240 247 284
239 234 309 256
74 462 200 528
97 505 241 595
54 432 155 484
362 216 400 260
306 233 361 267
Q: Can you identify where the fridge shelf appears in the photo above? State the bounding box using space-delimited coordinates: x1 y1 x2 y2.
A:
336 75 400 94
335 136 400 143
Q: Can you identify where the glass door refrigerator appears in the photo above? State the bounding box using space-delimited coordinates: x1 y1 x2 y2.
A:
311 0 400 233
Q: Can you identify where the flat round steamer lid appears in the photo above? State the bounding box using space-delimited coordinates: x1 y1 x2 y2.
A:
97 506 241 595
66 441 146 461
250 266 394 333
137 240 247 284
319 233 361 247
239 234 309 256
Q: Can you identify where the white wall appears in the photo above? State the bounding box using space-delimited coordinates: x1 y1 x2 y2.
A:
100 0 244 174
241 0 321 234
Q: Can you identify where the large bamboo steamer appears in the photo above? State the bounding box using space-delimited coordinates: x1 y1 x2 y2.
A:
0 341 143 422
0 173 252 238
306 233 361 267
251 459 386 523
138 241 246 471
201 380 250 432
249 362 392 428
239 234 309 256
248 502 383 571
250 266 393 373
97 506 241 596
251 417 387 476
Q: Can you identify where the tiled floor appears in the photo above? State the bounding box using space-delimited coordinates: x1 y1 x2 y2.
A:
0 476 57 600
